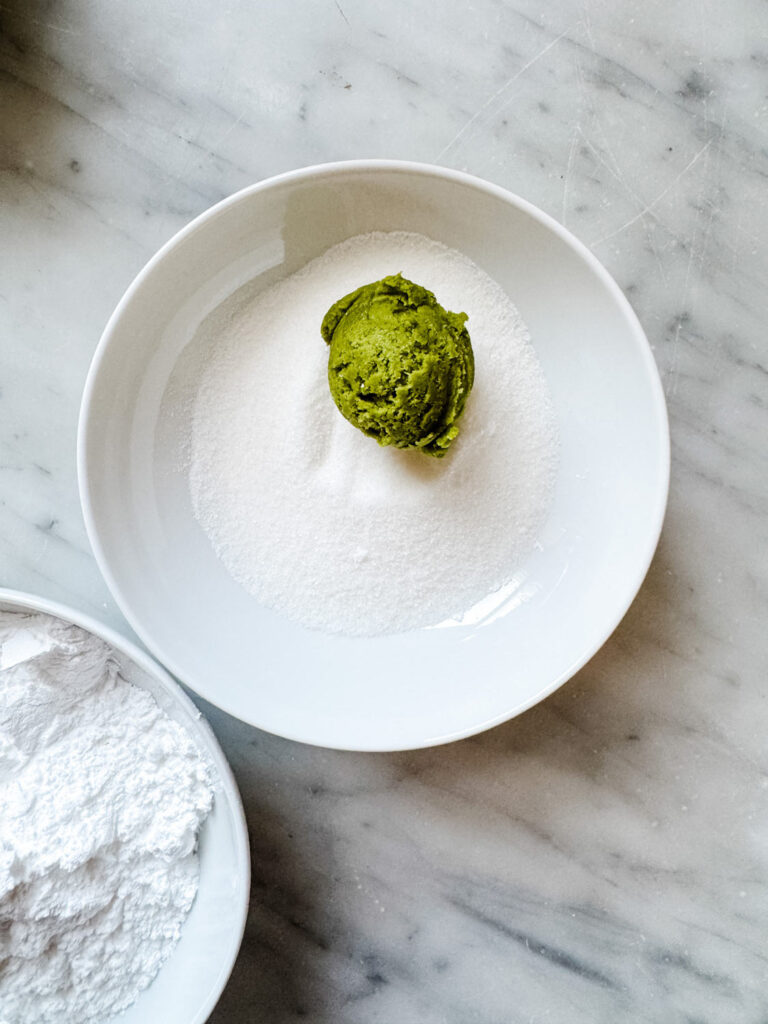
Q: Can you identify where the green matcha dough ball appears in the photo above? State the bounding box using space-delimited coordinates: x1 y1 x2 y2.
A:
321 273 474 457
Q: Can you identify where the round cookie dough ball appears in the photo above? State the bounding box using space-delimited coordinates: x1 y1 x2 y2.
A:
321 273 474 457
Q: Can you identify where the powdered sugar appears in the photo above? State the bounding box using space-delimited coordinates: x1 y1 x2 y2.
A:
0 610 213 1024
189 231 558 635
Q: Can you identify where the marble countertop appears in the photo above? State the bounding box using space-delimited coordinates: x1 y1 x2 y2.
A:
2 0 767 1020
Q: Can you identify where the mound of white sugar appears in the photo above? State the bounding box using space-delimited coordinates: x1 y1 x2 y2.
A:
0 611 214 1024
189 231 558 636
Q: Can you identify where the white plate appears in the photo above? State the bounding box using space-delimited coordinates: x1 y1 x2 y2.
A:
0 588 249 1024
78 160 669 752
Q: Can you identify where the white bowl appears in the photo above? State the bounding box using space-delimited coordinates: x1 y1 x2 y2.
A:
0 587 249 1024
78 160 669 752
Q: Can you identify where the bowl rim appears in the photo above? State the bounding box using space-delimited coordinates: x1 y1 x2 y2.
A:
0 585 250 1023
77 158 671 751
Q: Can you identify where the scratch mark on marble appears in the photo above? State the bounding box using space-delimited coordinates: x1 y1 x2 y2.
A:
211 109 247 150
581 5 596 53
643 217 669 286
577 93 651 220
669 186 710 397
435 30 569 161
334 0 351 26
561 123 581 227
693 109 727 281
592 139 713 245
5 14 80 37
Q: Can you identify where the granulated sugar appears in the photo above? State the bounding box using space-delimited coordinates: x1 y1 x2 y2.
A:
189 231 558 635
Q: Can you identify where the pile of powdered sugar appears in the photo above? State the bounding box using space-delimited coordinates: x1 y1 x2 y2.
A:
0 610 214 1024
189 231 558 636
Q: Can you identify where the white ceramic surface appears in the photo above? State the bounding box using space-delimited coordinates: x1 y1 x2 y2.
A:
0 587 250 1024
78 160 669 751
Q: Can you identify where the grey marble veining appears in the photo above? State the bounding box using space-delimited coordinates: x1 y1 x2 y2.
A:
2 0 767 1021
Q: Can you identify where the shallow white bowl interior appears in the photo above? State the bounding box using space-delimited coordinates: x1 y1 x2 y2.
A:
79 161 669 751
0 588 249 1024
